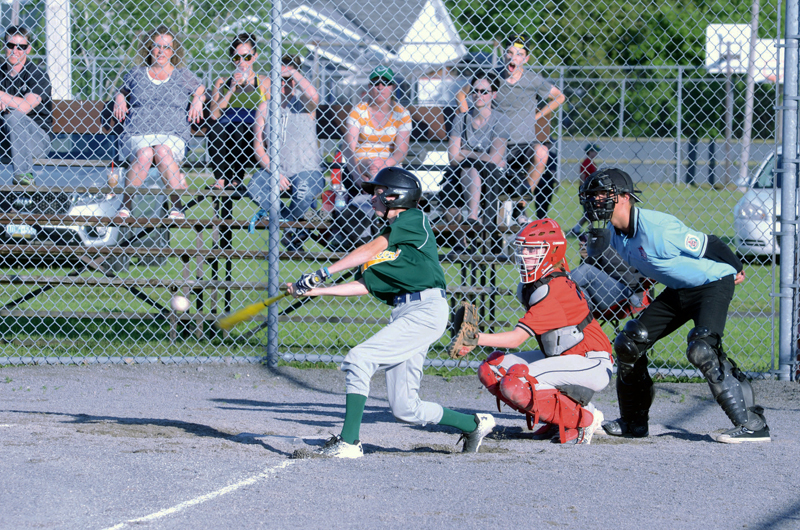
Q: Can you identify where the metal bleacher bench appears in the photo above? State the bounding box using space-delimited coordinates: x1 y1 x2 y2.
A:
1 100 550 336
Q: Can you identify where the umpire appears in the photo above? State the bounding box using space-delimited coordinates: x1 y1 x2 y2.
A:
578 168 770 443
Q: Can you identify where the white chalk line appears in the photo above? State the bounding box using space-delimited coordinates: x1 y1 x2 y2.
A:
101 460 295 530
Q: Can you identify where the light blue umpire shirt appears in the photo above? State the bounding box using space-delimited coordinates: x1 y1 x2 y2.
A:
609 207 737 290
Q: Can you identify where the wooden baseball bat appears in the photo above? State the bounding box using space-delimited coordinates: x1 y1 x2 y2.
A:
216 288 289 330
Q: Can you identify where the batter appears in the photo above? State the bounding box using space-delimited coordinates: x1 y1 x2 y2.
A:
288 167 495 458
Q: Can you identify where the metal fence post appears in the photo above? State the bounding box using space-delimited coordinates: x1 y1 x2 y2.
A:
676 66 683 185
779 0 799 381
267 0 283 368
557 66 564 184
619 78 625 140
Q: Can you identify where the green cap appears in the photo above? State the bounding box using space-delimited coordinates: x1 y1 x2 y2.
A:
369 65 395 84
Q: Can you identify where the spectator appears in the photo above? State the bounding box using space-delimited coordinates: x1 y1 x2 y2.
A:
456 34 565 217
0 25 52 186
113 25 205 219
443 70 509 234
569 144 600 236
249 54 322 251
206 33 267 190
343 66 411 197
580 143 600 182
571 232 645 316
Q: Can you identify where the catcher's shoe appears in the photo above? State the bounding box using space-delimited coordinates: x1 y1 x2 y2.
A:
601 417 649 438
459 413 496 453
714 424 771 444
556 409 604 445
314 435 364 459
529 423 559 440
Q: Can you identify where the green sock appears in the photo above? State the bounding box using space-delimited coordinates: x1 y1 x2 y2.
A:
439 407 479 433
340 393 367 444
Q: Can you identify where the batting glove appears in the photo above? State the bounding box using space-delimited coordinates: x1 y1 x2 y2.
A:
293 267 330 295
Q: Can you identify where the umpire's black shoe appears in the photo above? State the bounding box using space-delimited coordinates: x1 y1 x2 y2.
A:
602 417 649 438
714 424 771 444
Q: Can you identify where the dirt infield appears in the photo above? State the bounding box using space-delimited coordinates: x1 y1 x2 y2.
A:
1 363 798 529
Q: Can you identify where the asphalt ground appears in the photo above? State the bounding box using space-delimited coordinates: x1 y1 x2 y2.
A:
1 363 798 529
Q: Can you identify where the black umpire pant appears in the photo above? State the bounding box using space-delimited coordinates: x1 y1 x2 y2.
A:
620 275 736 418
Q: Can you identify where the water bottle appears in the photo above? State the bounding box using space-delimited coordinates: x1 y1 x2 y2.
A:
331 151 346 210
502 199 514 227
333 187 346 210
107 163 121 189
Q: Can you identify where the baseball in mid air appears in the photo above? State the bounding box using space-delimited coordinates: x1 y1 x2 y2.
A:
170 295 190 312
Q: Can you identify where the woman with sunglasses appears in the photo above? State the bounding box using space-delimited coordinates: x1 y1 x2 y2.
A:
249 54 321 250
207 33 267 190
342 66 411 197
113 26 205 219
442 70 510 253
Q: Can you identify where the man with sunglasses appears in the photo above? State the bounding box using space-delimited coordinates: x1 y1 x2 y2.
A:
0 25 51 186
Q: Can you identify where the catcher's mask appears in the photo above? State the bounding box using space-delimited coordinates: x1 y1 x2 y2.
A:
362 167 422 214
579 168 642 223
514 218 568 284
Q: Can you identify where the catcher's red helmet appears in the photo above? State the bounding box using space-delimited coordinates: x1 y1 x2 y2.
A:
514 218 568 284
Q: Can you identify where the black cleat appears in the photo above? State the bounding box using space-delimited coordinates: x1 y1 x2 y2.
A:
601 417 649 438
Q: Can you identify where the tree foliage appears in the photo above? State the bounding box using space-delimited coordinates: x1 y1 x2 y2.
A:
446 0 781 139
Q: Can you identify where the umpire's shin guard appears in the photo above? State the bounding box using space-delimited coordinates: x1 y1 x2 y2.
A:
605 356 654 437
687 328 767 430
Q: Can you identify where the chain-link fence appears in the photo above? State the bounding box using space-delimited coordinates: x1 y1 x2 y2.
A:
0 0 793 378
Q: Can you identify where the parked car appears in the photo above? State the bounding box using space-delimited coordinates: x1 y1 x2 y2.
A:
0 167 167 271
733 147 792 258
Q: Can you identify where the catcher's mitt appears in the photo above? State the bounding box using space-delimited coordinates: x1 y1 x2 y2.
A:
447 301 480 359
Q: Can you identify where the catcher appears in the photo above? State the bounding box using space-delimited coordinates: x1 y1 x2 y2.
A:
287 167 495 459
449 218 613 444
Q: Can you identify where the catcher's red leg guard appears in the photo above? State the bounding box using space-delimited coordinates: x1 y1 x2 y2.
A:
478 351 507 392
499 364 595 443
478 351 521 414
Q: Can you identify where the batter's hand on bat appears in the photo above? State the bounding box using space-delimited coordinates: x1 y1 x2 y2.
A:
734 270 746 285
292 268 331 296
286 282 304 297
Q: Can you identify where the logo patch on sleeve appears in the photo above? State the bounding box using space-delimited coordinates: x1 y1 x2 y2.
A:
685 234 701 251
361 249 401 273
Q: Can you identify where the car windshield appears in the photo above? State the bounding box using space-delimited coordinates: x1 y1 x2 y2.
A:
753 155 800 189
754 155 779 189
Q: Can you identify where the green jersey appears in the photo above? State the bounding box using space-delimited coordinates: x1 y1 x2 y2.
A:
355 209 446 305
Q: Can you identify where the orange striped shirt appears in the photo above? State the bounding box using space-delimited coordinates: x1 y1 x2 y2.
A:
347 102 412 160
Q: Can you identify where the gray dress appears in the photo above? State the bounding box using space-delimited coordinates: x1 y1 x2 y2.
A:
120 67 202 152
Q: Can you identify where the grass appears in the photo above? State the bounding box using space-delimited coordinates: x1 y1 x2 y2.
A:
0 177 779 374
